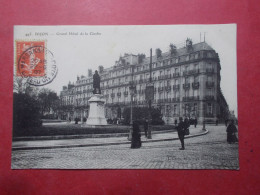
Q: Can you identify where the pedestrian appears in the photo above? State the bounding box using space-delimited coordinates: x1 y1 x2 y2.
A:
194 118 197 128
226 119 238 144
144 119 148 138
184 117 190 135
216 119 218 126
225 119 228 127
174 119 178 127
176 117 185 150
131 121 142 148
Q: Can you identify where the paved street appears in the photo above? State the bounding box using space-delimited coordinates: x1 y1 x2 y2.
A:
11 125 239 169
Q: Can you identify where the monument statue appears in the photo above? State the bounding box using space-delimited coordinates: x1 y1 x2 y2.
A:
86 69 107 126
93 70 101 94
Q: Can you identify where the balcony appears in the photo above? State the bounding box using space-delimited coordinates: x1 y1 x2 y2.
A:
172 72 180 77
206 68 214 74
183 96 200 102
165 86 171 91
165 74 171 79
172 97 180 102
183 69 200 76
111 93 115 98
158 75 164 80
158 99 164 103
206 81 214 88
204 95 214 100
123 91 128 96
172 84 180 90
117 92 121 97
183 83 190 89
205 113 214 117
158 87 164 92
192 82 200 89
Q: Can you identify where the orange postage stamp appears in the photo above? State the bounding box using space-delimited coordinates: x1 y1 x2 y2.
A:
16 41 45 77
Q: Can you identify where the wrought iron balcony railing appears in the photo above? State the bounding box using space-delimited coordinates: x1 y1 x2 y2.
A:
204 95 214 100
192 82 200 89
183 83 190 89
172 84 180 90
206 81 214 88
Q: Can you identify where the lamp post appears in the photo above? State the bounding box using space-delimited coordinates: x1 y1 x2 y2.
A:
128 65 136 141
145 48 154 139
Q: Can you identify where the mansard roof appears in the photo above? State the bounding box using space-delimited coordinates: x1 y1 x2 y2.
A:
140 42 214 65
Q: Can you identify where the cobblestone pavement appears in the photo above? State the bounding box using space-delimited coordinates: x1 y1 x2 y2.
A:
11 125 239 169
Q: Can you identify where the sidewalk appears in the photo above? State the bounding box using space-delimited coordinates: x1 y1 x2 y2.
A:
12 125 208 150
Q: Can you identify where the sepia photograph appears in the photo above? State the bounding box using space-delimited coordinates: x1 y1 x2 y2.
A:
12 24 238 169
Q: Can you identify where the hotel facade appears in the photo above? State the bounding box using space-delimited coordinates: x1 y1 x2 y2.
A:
59 39 230 124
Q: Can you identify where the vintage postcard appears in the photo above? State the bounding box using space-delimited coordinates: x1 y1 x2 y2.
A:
12 25 238 169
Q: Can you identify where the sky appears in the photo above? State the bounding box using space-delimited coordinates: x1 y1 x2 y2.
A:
14 24 237 116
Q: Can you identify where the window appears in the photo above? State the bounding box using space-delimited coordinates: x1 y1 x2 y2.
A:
207 76 213 82
194 63 198 70
167 80 170 87
173 105 177 114
175 79 178 85
194 76 199 83
185 90 189 97
185 77 189 84
175 68 178 74
207 89 214 96
194 89 198 97
208 103 212 114
194 103 197 116
185 65 189 71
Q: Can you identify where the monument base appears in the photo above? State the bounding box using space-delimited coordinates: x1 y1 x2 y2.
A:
86 94 107 126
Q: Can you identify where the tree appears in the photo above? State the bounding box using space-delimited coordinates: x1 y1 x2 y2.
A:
38 88 59 116
156 48 162 58
13 93 42 135
138 53 146 63
169 43 177 55
13 75 39 97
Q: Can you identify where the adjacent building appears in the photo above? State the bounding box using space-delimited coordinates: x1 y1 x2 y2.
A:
59 39 231 123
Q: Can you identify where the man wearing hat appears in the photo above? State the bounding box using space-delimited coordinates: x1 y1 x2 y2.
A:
177 117 185 150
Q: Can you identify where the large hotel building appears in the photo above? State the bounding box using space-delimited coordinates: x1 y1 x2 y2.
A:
59 39 230 124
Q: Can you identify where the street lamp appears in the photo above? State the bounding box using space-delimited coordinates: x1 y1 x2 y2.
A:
128 65 136 141
145 48 154 139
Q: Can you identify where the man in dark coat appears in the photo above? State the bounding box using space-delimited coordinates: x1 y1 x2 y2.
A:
194 118 197 128
131 121 142 148
177 117 185 150
226 119 238 144
174 119 178 127
144 119 148 138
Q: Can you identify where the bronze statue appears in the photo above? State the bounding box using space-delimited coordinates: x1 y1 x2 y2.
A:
93 70 101 94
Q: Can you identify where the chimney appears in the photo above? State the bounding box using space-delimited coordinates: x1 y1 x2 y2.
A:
98 65 104 74
88 69 92 77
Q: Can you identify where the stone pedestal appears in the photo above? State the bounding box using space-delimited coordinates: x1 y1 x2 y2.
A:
86 94 107 125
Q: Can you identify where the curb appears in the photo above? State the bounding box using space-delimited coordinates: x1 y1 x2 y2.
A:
13 130 175 141
12 129 208 151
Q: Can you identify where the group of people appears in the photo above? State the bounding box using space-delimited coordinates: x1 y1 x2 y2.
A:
131 117 238 149
174 118 197 128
